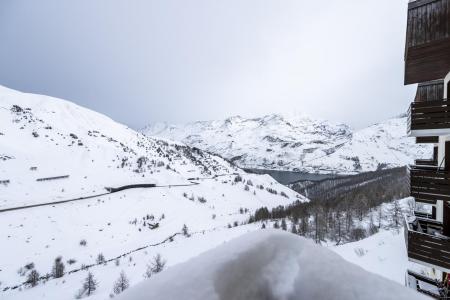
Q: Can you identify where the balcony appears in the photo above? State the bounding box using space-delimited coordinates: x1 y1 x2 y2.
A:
408 100 450 136
404 215 450 272
409 165 450 204
406 270 446 299
405 0 450 84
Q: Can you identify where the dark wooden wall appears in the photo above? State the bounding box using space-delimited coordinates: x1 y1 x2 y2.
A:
406 0 450 48
405 0 450 84
415 80 445 101
416 136 439 143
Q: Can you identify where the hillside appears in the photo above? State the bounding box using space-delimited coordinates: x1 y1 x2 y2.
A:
143 114 433 174
0 86 303 299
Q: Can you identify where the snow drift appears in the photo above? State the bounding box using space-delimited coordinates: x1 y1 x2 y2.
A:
117 230 427 300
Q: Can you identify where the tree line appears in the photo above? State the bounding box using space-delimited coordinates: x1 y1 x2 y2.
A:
249 167 409 244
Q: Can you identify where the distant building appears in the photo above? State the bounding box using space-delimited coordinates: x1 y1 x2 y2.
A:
36 175 69 182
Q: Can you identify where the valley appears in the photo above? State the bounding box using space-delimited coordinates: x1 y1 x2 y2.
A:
243 168 342 185
0 86 423 299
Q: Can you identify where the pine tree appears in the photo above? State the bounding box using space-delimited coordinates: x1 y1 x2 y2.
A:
26 270 40 287
390 200 402 227
96 253 105 264
113 271 129 295
145 254 166 278
368 213 378 235
182 224 189 237
273 221 280 229
84 272 98 296
261 223 266 229
76 272 98 298
290 224 298 234
151 254 166 273
52 256 65 278
377 205 383 229
281 219 287 231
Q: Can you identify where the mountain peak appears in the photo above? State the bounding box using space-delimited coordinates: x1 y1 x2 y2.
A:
142 113 431 174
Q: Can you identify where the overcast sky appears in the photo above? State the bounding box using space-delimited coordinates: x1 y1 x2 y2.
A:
0 0 415 129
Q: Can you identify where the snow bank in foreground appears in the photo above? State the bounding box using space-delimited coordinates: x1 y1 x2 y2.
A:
332 229 408 284
117 230 426 300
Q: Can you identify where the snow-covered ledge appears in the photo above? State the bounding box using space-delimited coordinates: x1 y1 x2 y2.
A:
117 230 429 300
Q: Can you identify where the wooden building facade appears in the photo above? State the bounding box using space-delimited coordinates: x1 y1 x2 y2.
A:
404 0 450 298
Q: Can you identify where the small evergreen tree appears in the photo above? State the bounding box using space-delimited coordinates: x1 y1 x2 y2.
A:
52 256 65 278
182 224 189 237
145 254 167 278
291 224 298 234
390 200 402 227
26 270 40 287
96 253 105 264
83 272 98 296
281 219 287 231
368 214 379 235
261 223 266 229
76 272 98 298
151 254 166 274
113 271 129 295
273 221 280 229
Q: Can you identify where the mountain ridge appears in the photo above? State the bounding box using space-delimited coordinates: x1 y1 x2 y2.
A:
142 113 432 174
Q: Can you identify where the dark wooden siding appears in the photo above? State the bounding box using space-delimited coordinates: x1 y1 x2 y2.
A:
408 100 450 131
406 0 450 48
405 0 450 84
415 80 445 102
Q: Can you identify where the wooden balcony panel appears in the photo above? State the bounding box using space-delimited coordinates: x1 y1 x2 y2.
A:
405 0 450 84
410 165 450 204
408 100 450 134
415 80 445 102
404 216 450 272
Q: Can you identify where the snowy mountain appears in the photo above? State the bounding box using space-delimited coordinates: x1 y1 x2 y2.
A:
0 86 427 300
0 86 303 299
117 230 427 300
142 114 432 174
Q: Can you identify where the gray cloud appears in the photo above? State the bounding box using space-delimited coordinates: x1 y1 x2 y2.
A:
0 0 415 129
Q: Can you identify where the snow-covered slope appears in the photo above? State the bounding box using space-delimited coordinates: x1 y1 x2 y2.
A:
143 114 432 174
117 230 427 300
0 86 301 209
0 86 304 299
